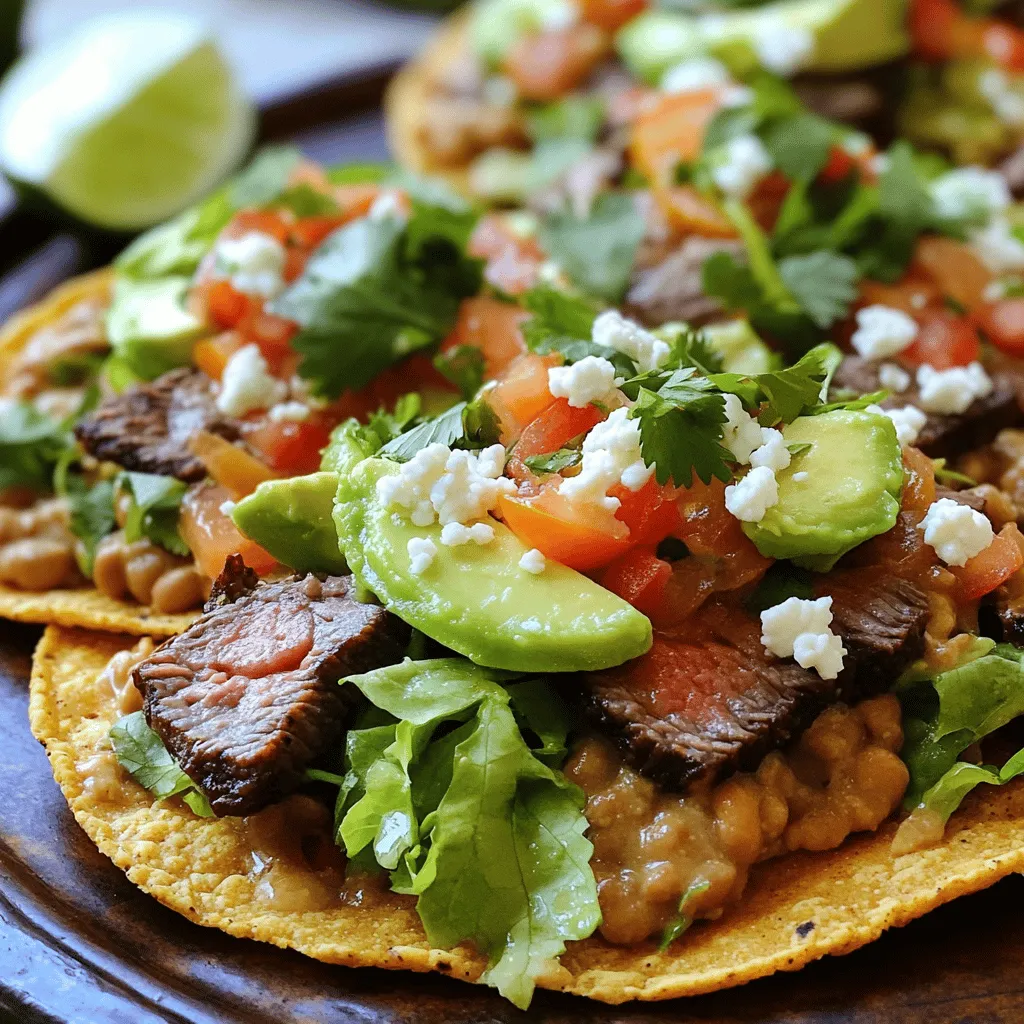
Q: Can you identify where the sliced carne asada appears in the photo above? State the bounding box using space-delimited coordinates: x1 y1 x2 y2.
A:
75 367 241 482
832 356 1024 458
581 576 928 790
133 572 411 815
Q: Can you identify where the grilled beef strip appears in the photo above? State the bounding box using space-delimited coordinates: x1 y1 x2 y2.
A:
75 367 241 482
581 575 929 790
133 569 410 815
832 356 1024 459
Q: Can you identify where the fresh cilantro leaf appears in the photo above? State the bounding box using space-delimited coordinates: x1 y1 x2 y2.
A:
433 345 486 399
762 113 833 182
380 402 467 461
326 161 395 185
66 478 116 576
702 249 763 311
110 711 213 816
538 192 646 302
119 472 189 556
0 402 72 492
745 562 815 615
932 458 977 487
811 388 889 414
777 250 859 328
276 183 339 218
702 106 760 155
527 95 604 143
230 145 302 208
664 325 724 374
273 204 482 396
463 394 503 448
523 447 583 474
658 878 711 952
786 441 813 457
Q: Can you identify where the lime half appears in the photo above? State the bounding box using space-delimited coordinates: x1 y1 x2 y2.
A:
0 11 256 230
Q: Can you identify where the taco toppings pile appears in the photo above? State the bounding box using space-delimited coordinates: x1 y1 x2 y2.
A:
17 0 1024 1007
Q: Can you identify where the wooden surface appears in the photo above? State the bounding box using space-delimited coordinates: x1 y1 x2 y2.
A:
0 70 1023 1024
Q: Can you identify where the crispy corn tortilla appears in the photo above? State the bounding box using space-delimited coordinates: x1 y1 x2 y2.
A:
0 270 198 637
384 12 474 195
31 624 1024 1005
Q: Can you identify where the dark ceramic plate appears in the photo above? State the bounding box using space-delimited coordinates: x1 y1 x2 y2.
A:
2 68 1024 1024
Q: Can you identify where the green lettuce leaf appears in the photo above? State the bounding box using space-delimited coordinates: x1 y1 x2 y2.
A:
332 658 598 1008
0 401 72 493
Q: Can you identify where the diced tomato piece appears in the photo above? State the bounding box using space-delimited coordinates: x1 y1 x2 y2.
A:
653 184 736 238
290 214 351 251
228 209 291 245
976 298 1024 357
332 184 384 219
600 547 672 616
630 89 720 185
441 297 529 379
909 0 960 60
748 170 791 232
902 309 980 370
819 146 857 184
580 0 646 31
239 307 297 355
613 475 682 546
858 275 939 316
487 352 560 442
901 445 937 511
982 21 1024 73
187 430 278 499
506 398 604 485
180 482 278 579
193 332 244 382
503 24 609 102
951 523 1024 600
204 279 256 329
913 235 993 312
469 215 546 296
244 416 333 476
498 488 631 571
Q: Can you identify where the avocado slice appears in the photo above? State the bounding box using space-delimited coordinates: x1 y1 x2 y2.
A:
232 472 347 575
703 319 777 375
336 457 653 672
106 276 207 381
616 0 909 84
743 409 903 570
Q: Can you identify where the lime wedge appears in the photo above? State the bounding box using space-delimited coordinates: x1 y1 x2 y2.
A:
0 11 256 230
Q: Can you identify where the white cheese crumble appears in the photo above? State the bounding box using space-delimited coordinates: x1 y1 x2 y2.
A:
754 24 814 76
216 344 288 417
724 466 778 523
368 190 405 221
760 596 847 680
377 443 514 529
971 215 1024 273
841 133 872 157
267 400 311 422
539 0 578 30
661 56 731 93
979 68 1024 127
722 393 765 464
916 362 993 415
711 134 773 200
407 537 438 575
749 427 791 472
878 362 911 393
212 232 286 298
519 548 547 574
930 167 1011 222
870 403 927 447
219 499 236 517
919 497 994 566
850 305 918 360
591 310 669 373
439 522 495 547
792 470 809 482
547 355 619 408
559 408 653 512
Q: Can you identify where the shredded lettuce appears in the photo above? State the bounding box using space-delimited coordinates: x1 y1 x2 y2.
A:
332 658 598 1008
900 641 1024 822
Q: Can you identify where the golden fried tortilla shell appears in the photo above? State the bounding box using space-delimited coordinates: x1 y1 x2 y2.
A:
384 12 473 195
0 270 198 637
31 624 1024 1005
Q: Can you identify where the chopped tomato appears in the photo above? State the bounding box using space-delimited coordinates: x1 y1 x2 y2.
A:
901 446 937 512
580 0 646 31
193 332 244 382
441 297 528 379
909 0 961 60
204 279 255 330
180 482 278 579
951 523 1024 600
858 275 939 316
630 89 720 185
470 215 546 295
498 488 631 571
333 184 385 219
749 170 792 233
244 416 333 476
503 24 609 102
613 475 682 546
289 214 352 252
982 21 1024 73
487 352 560 442
913 235 993 312
227 209 291 244
902 309 980 370
506 398 604 485
976 298 1024 357
819 145 857 185
187 431 278 500
653 184 736 238
600 547 672 616
910 0 1024 70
